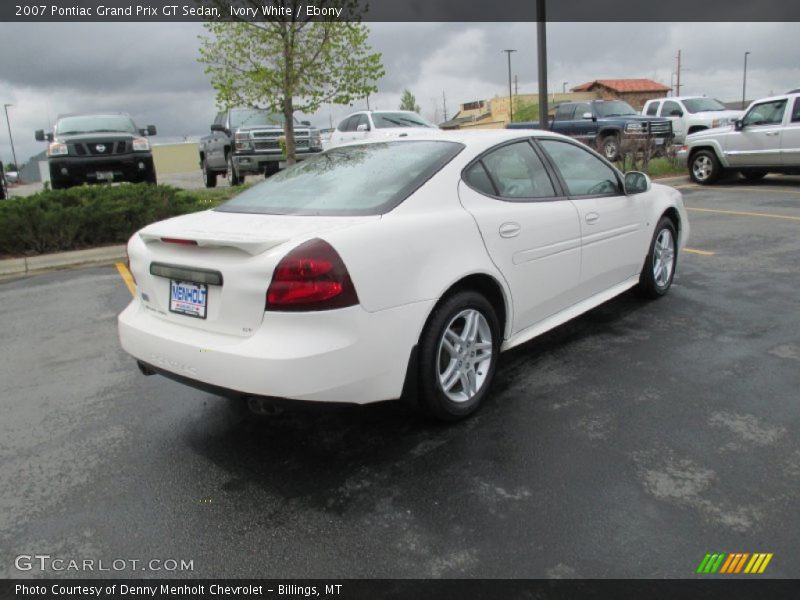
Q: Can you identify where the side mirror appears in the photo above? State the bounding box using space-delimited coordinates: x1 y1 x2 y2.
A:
581 112 593 120
734 119 744 131
624 171 651 195
210 123 225 133
670 109 683 117
356 123 370 132
301 120 311 126
145 125 157 136
35 129 45 141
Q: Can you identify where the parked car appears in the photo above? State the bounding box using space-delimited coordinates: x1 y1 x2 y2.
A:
4 170 18 184
328 110 436 147
35 113 157 189
0 164 7 199
545 100 673 160
678 92 800 184
119 130 688 421
642 96 743 144
199 108 323 188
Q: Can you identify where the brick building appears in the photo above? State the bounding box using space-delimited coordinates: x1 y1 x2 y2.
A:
570 79 671 110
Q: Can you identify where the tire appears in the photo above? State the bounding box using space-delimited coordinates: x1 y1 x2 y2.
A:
227 154 242 186
50 178 69 190
417 290 500 421
600 134 620 161
145 167 157 185
689 149 723 184
741 170 767 182
202 158 217 188
638 217 678 299
264 162 280 178
0 177 6 200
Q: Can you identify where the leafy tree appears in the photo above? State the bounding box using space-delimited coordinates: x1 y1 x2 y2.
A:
199 1 384 163
399 89 420 113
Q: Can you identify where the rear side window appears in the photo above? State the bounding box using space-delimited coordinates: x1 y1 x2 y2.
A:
470 141 556 199
464 162 496 196
217 141 464 216
646 102 659 116
539 139 621 197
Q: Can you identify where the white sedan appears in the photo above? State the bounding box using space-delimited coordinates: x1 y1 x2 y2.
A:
118 130 689 420
328 110 436 148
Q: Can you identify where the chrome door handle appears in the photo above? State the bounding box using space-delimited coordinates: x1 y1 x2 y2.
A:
499 222 521 238
585 212 600 224
764 131 780 136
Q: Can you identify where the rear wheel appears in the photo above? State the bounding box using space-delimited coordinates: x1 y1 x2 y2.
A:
417 291 500 421
690 149 723 184
202 158 217 188
227 154 242 186
638 217 678 299
741 170 767 182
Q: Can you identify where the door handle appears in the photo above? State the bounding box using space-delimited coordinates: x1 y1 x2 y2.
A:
764 131 779 136
499 222 521 238
585 212 600 224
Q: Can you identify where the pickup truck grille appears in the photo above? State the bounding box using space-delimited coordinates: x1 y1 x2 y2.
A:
253 139 310 151
73 141 128 156
648 122 672 135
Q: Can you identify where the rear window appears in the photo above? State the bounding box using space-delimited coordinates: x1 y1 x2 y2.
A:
372 113 434 129
216 141 464 216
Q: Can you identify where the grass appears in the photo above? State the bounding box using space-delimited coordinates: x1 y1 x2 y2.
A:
644 157 687 179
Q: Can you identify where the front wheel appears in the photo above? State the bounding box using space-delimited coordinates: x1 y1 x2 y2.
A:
690 150 723 184
227 154 242 186
202 158 217 188
417 291 500 421
600 134 621 161
638 217 678 299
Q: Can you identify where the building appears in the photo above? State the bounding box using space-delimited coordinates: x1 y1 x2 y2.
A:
570 79 671 110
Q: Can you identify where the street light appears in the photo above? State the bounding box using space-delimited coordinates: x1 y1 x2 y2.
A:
3 104 18 173
562 81 568 94
742 51 751 110
502 49 517 123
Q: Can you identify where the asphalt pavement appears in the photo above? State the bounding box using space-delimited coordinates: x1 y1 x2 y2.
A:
1 176 799 579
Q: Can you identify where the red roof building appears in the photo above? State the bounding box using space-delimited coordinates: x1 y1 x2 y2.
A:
571 79 671 109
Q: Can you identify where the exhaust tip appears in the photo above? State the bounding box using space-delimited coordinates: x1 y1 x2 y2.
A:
247 396 284 417
137 361 156 376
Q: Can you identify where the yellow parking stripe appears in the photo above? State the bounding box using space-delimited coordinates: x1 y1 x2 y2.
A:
684 248 715 256
115 262 136 298
687 207 800 222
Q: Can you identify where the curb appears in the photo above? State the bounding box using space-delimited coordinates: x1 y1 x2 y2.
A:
0 245 126 279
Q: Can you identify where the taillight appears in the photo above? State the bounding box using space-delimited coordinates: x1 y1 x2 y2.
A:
266 238 358 311
161 237 198 246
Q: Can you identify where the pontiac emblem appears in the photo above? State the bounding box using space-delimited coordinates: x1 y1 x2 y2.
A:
96 144 106 153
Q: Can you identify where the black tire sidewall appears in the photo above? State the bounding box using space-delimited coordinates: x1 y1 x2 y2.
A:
639 217 678 298
418 291 500 421
602 135 620 160
690 150 720 184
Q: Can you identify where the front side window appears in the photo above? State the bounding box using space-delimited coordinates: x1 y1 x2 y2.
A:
539 139 621 197
791 98 800 123
475 141 556 199
554 104 575 121
646 102 659 116
217 141 463 216
743 100 787 126
573 103 592 119
661 101 683 117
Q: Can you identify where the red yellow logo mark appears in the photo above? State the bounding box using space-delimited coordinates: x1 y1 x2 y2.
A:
697 553 773 574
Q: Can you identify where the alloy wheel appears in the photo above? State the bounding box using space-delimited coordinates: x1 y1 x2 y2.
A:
436 309 493 403
653 228 675 288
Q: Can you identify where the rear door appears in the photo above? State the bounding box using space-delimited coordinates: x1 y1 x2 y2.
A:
458 139 582 333
725 98 786 167
782 97 800 166
537 138 649 298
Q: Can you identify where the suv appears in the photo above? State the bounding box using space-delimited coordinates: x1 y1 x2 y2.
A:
329 110 436 148
679 92 800 184
35 113 157 189
199 108 323 187
642 96 743 144
550 99 673 160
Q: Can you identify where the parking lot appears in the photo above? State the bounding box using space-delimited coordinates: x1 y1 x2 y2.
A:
1 175 798 579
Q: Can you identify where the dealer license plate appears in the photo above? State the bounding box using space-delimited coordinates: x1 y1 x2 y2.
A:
169 280 208 319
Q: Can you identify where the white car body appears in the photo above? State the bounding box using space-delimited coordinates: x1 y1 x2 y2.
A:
118 130 688 411
642 96 743 144
328 110 436 148
677 92 800 183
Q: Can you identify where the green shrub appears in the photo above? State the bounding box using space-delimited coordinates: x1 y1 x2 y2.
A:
0 184 235 256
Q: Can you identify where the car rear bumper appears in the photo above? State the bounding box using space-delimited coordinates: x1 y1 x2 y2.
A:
118 298 433 404
49 154 154 183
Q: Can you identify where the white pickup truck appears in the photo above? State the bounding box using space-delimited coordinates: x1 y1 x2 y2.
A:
677 92 800 184
642 96 742 144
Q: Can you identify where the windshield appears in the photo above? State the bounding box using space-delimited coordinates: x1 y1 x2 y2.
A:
216 141 463 216
55 115 137 135
594 101 638 117
372 112 435 129
230 109 285 128
682 98 727 113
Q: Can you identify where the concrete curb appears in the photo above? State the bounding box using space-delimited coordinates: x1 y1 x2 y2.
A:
0 245 126 279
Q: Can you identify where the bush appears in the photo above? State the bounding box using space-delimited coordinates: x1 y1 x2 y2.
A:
0 184 232 256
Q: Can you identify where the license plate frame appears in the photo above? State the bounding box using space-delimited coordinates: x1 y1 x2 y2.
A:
169 279 208 319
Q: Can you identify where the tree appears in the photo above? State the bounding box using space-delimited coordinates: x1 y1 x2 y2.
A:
199 1 384 163
399 89 420 113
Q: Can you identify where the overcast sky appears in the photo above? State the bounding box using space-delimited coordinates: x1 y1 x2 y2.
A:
0 21 798 165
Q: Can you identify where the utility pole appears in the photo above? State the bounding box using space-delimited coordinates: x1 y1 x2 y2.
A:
675 50 682 97
742 51 751 110
537 0 548 129
3 104 19 172
442 91 448 122
514 75 518 96
502 49 517 123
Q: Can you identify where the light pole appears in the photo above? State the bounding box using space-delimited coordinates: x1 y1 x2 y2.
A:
562 81 568 94
502 49 517 123
742 51 751 110
3 104 18 172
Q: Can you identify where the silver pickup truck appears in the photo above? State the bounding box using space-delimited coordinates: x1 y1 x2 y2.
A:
199 108 323 187
679 92 800 184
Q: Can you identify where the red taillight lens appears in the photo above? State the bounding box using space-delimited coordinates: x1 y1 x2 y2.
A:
161 237 198 246
267 238 359 311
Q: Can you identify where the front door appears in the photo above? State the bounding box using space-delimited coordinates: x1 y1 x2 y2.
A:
725 99 787 168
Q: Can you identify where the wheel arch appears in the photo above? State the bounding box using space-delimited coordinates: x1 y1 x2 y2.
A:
689 143 725 166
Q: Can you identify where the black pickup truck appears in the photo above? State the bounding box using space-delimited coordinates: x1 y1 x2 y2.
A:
509 99 673 161
35 112 157 189
199 108 323 188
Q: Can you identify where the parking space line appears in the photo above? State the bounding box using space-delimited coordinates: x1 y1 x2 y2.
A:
675 183 800 195
686 207 800 222
684 248 715 256
115 262 136 297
